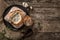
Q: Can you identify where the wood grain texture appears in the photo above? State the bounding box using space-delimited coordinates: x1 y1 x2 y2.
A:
0 0 60 40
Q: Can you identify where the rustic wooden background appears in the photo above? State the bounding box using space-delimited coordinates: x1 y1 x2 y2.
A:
0 0 60 40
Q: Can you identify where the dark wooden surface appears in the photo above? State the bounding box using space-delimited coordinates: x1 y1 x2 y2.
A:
0 0 60 40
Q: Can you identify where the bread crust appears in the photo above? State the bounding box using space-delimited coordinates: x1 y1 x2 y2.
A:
4 7 26 28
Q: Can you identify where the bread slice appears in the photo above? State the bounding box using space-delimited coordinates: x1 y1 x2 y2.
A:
4 7 26 28
24 15 33 26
